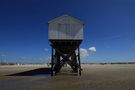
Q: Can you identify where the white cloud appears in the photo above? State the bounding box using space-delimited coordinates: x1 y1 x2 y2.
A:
1 54 6 57
77 46 96 58
44 48 49 51
89 47 96 52
80 48 89 57
39 58 43 61
48 56 51 60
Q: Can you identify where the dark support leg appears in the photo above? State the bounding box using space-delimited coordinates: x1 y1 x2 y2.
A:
78 47 81 76
51 47 82 76
71 52 78 73
51 47 54 76
54 51 61 75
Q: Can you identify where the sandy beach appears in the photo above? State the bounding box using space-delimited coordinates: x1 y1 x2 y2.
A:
0 64 135 90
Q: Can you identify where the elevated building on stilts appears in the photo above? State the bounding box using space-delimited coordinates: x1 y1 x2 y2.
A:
48 15 84 76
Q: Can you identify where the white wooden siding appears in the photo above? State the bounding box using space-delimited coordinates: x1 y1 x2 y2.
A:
48 15 84 40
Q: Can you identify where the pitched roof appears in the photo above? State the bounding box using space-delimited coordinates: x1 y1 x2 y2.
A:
48 15 84 25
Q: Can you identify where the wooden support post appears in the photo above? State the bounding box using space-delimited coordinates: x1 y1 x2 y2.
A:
78 47 81 76
51 47 54 76
54 51 61 75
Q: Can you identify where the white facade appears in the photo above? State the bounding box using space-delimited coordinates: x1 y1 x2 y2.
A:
48 15 84 40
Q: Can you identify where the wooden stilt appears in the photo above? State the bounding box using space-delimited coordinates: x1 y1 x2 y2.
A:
50 43 82 76
51 47 54 76
78 47 81 76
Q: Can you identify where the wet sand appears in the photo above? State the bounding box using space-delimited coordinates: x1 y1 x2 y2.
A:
0 64 135 90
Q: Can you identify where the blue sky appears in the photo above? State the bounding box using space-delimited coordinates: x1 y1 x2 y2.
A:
0 0 135 63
